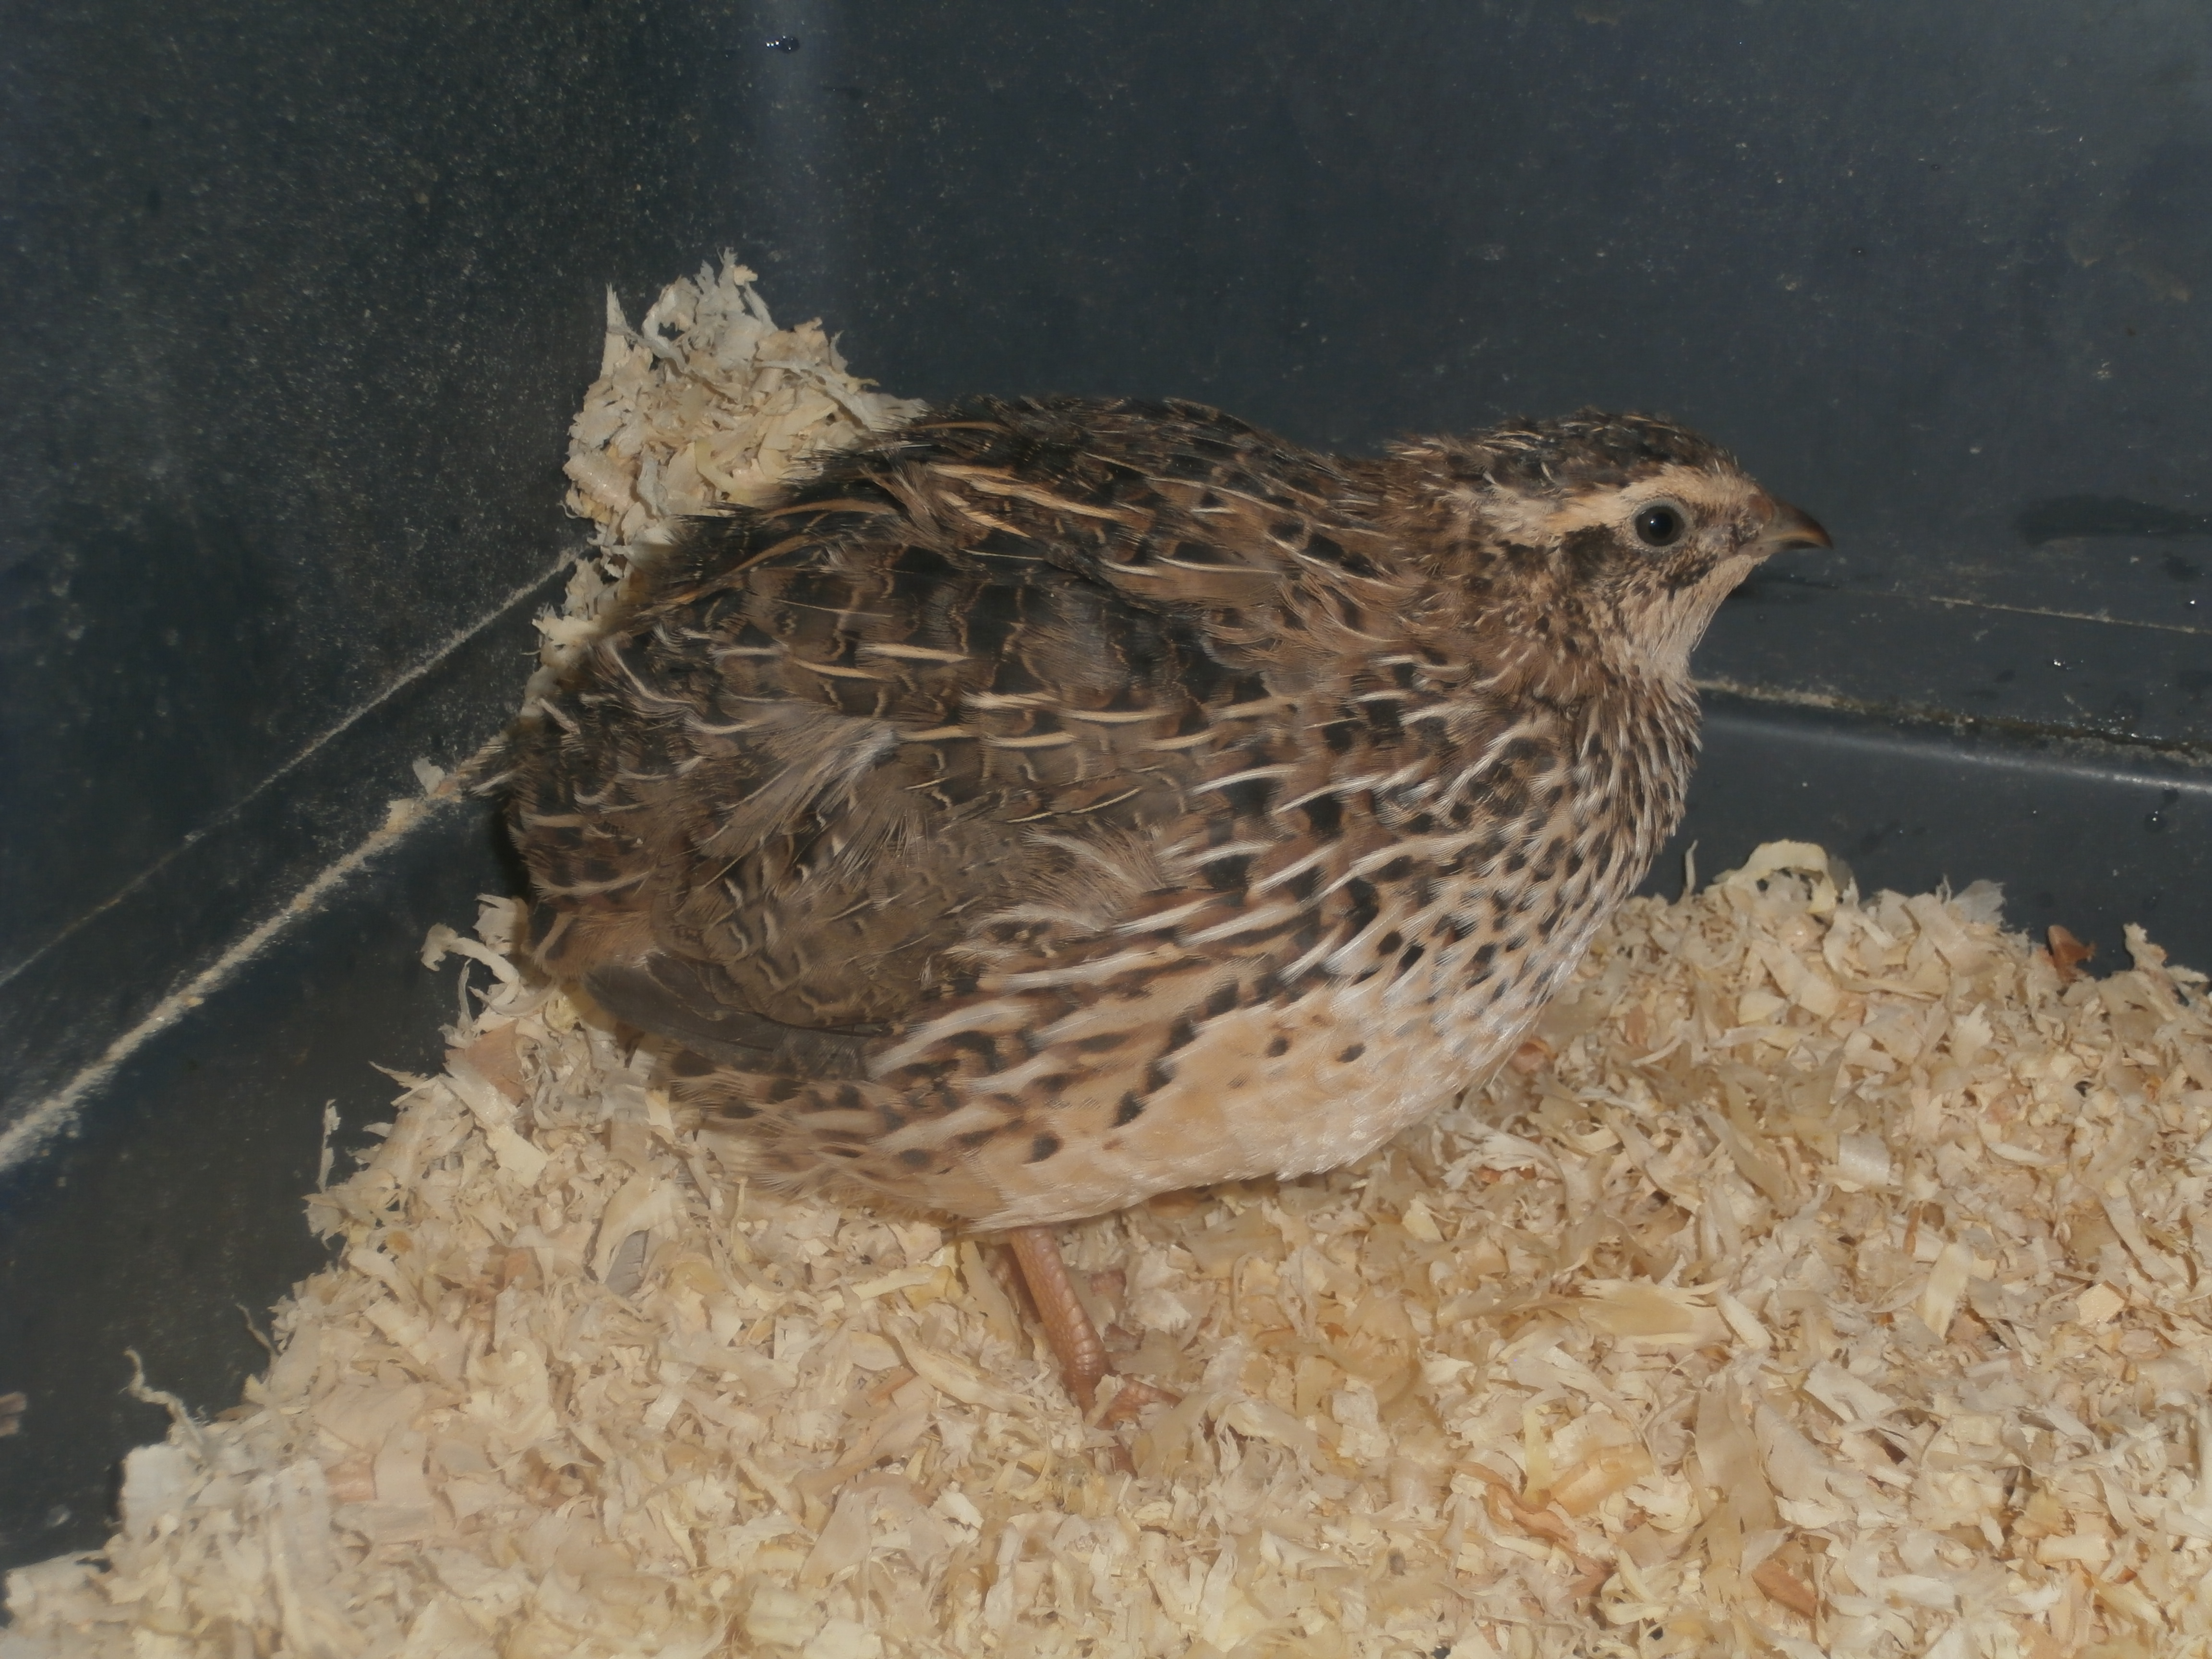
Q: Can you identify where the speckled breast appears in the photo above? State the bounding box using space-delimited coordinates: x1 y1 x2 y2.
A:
863 682 1700 1230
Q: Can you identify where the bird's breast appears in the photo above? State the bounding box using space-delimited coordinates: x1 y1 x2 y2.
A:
967 859 1623 1228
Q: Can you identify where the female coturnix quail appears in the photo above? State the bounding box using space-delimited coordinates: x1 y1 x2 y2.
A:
507 396 1828 1405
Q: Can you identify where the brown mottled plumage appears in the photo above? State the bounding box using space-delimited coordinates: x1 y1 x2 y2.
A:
506 395 1827 1399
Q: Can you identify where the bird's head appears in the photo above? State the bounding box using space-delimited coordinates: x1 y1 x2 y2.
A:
1396 409 1829 681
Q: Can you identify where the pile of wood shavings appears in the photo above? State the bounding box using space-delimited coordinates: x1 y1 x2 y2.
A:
11 845 2212 1659
529 252 923 699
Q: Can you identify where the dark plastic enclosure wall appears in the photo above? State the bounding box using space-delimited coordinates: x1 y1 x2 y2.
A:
5 0 2210 1570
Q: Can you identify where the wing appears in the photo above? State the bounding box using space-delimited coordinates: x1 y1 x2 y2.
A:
506 397 1419 1053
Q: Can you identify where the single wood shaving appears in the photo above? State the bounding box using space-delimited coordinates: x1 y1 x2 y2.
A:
10 271 2212 1659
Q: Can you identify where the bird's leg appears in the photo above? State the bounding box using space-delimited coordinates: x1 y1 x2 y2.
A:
1004 1225 1108 1409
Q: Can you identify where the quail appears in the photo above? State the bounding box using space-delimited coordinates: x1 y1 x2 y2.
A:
506 396 1828 1405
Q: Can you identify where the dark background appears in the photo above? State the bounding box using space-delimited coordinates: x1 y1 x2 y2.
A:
4 0 2209 1569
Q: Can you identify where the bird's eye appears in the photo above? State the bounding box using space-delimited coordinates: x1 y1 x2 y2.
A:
1634 503 1688 548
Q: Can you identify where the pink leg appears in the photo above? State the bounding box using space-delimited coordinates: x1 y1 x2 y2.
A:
1004 1226 1108 1409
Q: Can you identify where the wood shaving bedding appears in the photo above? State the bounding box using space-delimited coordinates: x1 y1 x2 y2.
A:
10 268 2212 1659
14 854 2212 1659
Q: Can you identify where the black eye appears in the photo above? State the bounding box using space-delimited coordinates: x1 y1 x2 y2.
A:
1634 503 1687 548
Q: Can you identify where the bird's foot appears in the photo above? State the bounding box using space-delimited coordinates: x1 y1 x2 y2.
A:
1093 1373 1178 1428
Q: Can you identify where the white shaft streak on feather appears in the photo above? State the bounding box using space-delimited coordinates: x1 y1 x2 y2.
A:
1027 1002 1152 1049
1057 706 1161 725
1114 895 1218 935
1323 917 1431 983
1272 782 1344 818
962 691 1054 710
857 641 970 663
1251 845 1331 894
960 1043 1103 1097
1006 787 1145 822
1428 727 1551 801
604 641 689 709
536 871 650 899
1190 763 1300 796
875 1102 1007 1155
1157 555 1268 578
934 466 1143 523
985 732 1078 750
1187 840 1275 867
866 1001 1033 1076
993 942 1182 990
1277 933 1346 987
1276 771 1391 812
1179 901 1302 947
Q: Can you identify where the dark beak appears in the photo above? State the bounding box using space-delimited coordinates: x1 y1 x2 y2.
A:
1760 499 1832 553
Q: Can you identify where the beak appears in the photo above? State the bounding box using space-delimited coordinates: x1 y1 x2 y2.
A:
1759 499 1832 553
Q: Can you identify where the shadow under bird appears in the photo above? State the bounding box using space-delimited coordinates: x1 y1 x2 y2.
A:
505 395 1829 1407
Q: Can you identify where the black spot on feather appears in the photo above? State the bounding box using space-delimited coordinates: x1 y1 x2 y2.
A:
1207 855 1253 892
1221 775 1278 819
1301 793 1343 839
1343 878 1380 935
